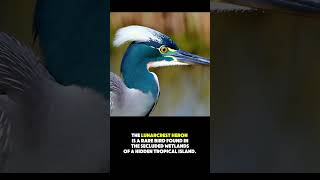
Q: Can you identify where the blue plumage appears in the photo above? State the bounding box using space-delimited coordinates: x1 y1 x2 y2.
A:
110 25 210 116
33 0 108 97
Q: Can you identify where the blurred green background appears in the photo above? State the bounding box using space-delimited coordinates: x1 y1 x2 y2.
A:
110 13 211 116
212 10 320 172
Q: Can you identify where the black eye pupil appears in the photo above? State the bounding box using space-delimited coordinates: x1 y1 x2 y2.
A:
160 46 167 53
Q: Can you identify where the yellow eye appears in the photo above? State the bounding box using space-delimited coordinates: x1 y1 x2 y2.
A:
159 46 169 54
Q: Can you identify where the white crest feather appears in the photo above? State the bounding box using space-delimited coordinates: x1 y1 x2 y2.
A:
113 25 163 47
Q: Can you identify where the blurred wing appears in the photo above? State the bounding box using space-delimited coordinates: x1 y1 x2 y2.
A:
213 0 320 12
268 0 320 11
0 32 53 102
211 1 255 13
0 32 56 172
0 96 10 171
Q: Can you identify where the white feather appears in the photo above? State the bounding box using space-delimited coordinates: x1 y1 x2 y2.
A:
113 25 163 47
147 60 189 69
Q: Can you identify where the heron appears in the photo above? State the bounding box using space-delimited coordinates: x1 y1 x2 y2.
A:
0 0 109 172
110 25 210 116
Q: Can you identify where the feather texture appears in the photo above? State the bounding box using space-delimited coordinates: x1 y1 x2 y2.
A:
113 25 177 49
0 33 109 172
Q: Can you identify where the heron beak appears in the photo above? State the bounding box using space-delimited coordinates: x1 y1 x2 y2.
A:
171 49 210 65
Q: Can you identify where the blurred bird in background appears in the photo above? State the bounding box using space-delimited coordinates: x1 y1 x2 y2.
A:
211 0 320 13
0 0 109 173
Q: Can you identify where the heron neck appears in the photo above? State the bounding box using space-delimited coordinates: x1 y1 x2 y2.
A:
120 44 159 99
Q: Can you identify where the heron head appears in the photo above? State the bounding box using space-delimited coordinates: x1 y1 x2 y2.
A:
113 25 210 72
